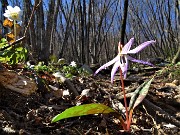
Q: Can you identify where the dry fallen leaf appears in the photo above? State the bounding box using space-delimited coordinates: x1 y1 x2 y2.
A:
3 19 13 28
5 24 22 43
6 32 15 43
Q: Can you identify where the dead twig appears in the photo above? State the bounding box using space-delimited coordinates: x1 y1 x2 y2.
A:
142 105 161 135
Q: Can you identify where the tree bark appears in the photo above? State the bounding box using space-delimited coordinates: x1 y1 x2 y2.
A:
36 0 45 61
120 0 129 45
172 0 180 64
1 0 9 36
23 0 37 61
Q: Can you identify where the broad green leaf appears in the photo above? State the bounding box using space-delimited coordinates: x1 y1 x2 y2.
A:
1 38 7 42
16 46 23 51
52 103 116 123
129 77 154 110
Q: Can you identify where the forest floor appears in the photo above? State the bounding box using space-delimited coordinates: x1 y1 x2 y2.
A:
0 63 180 135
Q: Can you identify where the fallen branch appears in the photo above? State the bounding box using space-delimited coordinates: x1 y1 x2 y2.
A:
58 74 79 97
143 99 180 127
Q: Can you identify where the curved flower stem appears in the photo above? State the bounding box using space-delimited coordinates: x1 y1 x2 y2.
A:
14 20 16 41
119 69 129 129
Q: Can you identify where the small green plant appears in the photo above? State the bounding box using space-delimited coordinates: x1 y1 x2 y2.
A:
27 60 90 79
0 38 28 65
62 64 89 78
0 5 28 65
0 38 9 49
32 62 54 72
49 56 90 78
62 64 78 78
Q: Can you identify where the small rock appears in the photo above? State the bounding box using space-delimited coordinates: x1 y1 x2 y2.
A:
81 64 94 74
81 89 91 97
147 58 164 65
62 89 70 99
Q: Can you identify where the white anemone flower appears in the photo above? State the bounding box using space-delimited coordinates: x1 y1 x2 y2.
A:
70 61 77 67
3 6 22 21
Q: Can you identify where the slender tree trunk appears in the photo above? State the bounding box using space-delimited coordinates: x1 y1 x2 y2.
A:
41 0 59 64
79 0 85 63
172 0 180 64
36 1 45 61
58 0 74 59
1 0 9 36
40 0 55 63
23 0 37 61
120 0 129 45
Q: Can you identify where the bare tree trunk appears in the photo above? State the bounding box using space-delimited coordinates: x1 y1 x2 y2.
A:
172 0 180 64
40 0 59 64
1 0 9 36
23 0 37 61
49 0 60 56
40 0 54 63
36 0 45 61
79 0 85 63
120 0 129 45
58 0 75 59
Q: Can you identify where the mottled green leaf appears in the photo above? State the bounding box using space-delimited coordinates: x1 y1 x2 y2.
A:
52 103 116 123
129 77 154 110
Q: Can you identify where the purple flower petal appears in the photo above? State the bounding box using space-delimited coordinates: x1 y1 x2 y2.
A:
111 61 120 83
121 38 134 54
127 55 154 66
94 55 119 75
128 40 156 54
120 56 128 78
